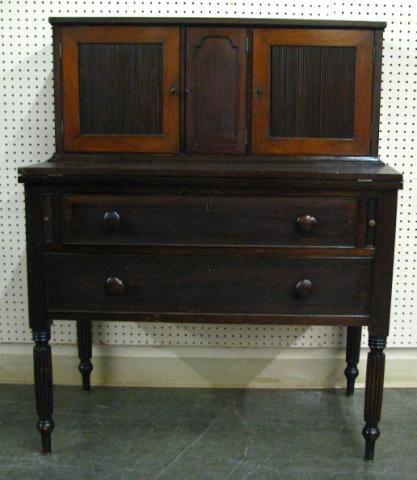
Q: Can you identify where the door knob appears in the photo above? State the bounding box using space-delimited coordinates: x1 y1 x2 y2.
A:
103 211 121 232
105 277 125 296
294 279 313 299
296 214 318 233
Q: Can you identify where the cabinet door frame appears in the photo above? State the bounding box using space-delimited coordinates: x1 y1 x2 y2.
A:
185 27 248 154
252 29 374 155
61 26 180 153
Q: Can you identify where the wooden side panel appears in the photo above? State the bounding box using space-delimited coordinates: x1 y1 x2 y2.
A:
45 254 373 317
369 191 398 337
252 29 374 155
185 27 247 153
62 26 180 153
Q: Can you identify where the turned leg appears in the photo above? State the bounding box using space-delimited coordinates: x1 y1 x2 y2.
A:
76 320 93 391
33 329 54 454
344 326 362 396
362 336 386 460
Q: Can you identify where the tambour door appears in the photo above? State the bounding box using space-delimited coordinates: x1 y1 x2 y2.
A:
252 29 374 155
61 26 180 152
185 28 247 153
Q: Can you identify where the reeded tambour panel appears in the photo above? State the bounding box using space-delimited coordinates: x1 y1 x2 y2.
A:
78 43 163 135
270 46 356 139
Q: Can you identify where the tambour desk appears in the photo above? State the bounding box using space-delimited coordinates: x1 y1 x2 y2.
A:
18 17 403 459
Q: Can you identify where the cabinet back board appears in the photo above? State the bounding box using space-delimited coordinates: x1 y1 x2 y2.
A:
53 18 383 157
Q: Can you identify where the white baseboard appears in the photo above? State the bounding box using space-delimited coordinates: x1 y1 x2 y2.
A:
0 344 416 388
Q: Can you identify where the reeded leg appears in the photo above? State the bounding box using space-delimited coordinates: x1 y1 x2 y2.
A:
362 336 386 460
344 326 362 396
77 320 93 391
33 329 54 454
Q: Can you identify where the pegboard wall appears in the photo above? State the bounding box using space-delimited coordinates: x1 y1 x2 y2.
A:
0 1 416 349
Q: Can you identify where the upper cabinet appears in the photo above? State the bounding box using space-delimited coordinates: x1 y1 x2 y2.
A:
61 26 180 152
54 19 381 156
252 29 374 155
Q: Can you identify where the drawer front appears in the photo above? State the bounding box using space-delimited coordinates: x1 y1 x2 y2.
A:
45 254 372 316
62 194 359 247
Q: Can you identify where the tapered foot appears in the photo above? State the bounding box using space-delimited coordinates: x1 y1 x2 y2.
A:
362 336 386 461
344 326 362 396
77 320 93 391
33 329 54 454
37 420 54 454
345 365 358 396
363 424 380 460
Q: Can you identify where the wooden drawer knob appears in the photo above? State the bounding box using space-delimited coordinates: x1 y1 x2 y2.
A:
296 214 318 233
103 211 121 232
106 277 125 296
294 279 313 299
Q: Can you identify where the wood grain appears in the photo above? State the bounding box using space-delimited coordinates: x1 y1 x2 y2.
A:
252 29 374 155
44 253 373 317
61 193 360 247
62 26 180 152
185 27 247 153
270 45 356 138
78 43 163 135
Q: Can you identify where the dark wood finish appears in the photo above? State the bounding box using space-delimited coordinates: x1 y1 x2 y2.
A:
270 45 356 139
103 210 121 232
76 320 93 391
44 253 372 317
344 326 362 396
24 187 50 330
61 194 360 247
49 17 387 29
50 311 368 326
78 43 163 135
21 18 402 458
363 336 386 460
42 195 54 243
18 156 403 184
252 29 374 155
52 26 64 152
180 26 187 152
370 30 384 156
61 26 180 152
369 191 398 337
33 330 54 454
105 276 126 296
295 214 318 233
293 278 313 299
245 28 253 153
366 198 377 247
185 27 247 153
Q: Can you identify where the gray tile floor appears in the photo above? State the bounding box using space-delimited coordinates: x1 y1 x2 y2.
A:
0 385 415 479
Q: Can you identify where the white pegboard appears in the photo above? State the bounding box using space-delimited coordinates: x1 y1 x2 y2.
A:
0 1 415 348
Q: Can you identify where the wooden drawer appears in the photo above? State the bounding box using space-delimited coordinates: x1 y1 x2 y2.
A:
45 254 372 317
62 194 359 247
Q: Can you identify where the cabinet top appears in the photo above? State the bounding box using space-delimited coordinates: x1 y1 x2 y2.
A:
49 17 386 30
18 155 402 190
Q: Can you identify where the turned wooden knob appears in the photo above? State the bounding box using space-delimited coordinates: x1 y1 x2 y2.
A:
105 277 125 296
103 211 121 232
294 279 313 299
296 214 318 233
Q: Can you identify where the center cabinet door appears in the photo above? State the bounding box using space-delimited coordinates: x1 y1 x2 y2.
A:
62 26 180 153
252 29 374 155
185 28 247 153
